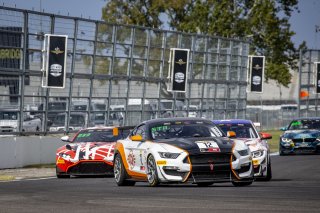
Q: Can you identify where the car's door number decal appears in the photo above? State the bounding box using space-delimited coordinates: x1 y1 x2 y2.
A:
195 141 221 152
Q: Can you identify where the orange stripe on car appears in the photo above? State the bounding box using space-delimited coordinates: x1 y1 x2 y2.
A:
161 143 192 183
115 142 147 180
230 143 240 180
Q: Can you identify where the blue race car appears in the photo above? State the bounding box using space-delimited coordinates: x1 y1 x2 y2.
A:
279 118 320 155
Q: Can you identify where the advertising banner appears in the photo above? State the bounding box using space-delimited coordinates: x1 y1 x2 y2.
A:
248 56 265 93
168 48 189 92
42 34 67 88
314 62 320 94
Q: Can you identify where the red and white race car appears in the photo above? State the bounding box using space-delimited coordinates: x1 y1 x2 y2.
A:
55 126 132 178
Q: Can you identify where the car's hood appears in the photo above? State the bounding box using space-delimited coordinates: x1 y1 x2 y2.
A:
283 129 320 139
156 137 234 154
235 138 265 152
56 142 115 162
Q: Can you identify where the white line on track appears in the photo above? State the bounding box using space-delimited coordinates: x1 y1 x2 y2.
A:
0 176 56 183
270 152 279 156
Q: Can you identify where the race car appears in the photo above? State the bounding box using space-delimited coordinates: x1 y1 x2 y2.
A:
56 126 132 178
213 119 272 181
279 117 320 155
113 117 254 187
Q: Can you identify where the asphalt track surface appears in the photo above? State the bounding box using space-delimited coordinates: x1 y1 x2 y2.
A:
0 155 319 213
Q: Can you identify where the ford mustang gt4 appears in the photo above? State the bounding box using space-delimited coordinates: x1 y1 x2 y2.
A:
113 118 254 187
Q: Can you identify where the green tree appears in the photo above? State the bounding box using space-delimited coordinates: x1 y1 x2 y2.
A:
101 0 302 88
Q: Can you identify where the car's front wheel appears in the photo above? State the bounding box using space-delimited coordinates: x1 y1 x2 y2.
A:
147 155 159 187
56 166 70 179
261 157 272 181
114 154 135 186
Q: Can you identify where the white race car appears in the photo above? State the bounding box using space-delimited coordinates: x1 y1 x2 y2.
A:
113 118 254 187
213 119 272 181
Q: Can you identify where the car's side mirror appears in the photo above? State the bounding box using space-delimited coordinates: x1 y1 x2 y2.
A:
61 135 70 142
227 131 236 138
260 132 272 140
113 127 119 136
131 134 144 141
66 144 72 150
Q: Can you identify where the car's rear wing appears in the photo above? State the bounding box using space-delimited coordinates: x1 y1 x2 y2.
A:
113 126 136 138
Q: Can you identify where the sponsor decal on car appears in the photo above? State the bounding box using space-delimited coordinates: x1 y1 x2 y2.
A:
127 150 136 170
195 141 221 152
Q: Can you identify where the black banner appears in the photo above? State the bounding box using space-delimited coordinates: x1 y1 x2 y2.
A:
316 63 320 94
47 35 67 88
171 49 189 92
0 27 29 103
250 56 264 93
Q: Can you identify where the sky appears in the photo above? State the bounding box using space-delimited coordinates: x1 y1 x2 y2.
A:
1 0 320 49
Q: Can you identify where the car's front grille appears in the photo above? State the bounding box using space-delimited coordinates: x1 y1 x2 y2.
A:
189 153 231 182
292 138 316 143
238 163 251 173
294 147 316 152
189 153 230 164
68 162 113 175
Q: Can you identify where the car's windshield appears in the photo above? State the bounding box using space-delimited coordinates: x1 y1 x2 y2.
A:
0 111 18 120
150 122 224 140
73 129 121 142
288 119 320 130
217 123 259 139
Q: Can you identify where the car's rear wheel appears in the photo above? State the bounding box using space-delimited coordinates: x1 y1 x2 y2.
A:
197 182 214 187
147 155 159 187
114 154 135 186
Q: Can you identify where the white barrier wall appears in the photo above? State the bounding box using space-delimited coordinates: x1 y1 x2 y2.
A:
0 136 65 169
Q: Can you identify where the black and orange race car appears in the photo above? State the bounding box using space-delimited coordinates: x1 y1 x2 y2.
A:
55 126 132 178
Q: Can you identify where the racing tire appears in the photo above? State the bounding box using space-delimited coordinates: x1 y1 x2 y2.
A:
56 173 70 179
279 146 286 156
232 181 253 187
114 154 135 186
147 155 160 187
56 166 70 178
197 182 214 187
261 157 272 181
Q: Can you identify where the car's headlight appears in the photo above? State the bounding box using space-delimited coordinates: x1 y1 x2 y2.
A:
237 148 250 156
252 150 264 158
59 153 70 158
158 152 180 159
281 137 292 143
